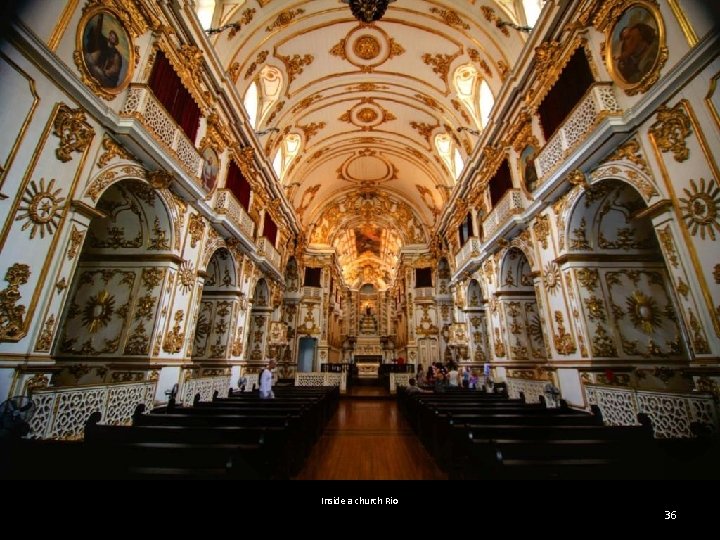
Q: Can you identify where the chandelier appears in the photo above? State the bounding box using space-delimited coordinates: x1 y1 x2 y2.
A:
342 0 396 23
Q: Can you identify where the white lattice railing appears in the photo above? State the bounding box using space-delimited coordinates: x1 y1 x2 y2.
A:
585 385 719 438
120 84 202 177
27 381 156 440
484 189 526 238
414 287 435 300
213 189 256 239
303 287 322 299
257 236 281 274
181 376 231 406
507 378 555 406
535 83 621 178
390 373 412 394
295 372 347 392
455 236 482 271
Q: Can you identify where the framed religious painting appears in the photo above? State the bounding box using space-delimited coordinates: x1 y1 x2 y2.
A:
75 7 134 100
519 143 539 192
605 1 667 95
200 146 220 191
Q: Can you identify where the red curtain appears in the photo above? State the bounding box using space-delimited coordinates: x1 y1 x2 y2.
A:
226 161 251 210
263 212 277 246
538 48 594 140
489 160 513 207
148 51 200 142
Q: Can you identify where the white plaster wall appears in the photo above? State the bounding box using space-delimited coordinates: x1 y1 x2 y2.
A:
0 369 15 401
154 366 181 404
230 365 241 389
557 368 584 407
494 366 507 382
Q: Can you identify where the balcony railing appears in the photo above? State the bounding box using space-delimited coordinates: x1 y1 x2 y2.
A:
213 189 255 239
483 189 526 238
455 236 481 271
120 84 203 178
257 236 281 274
415 287 435 300
303 286 322 299
535 83 621 179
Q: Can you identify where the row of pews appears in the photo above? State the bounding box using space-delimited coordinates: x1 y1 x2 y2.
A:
398 387 667 480
1 386 338 480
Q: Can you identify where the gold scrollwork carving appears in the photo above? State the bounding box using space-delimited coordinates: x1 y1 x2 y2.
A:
533 215 550 250
553 311 577 355
648 103 692 162
678 178 720 241
34 313 56 352
0 263 31 341
97 135 133 167
53 104 94 162
163 310 185 353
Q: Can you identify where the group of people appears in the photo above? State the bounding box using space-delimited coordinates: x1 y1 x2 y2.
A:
237 359 277 399
407 362 490 393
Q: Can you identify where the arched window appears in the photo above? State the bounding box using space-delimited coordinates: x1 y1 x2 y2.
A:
257 66 283 126
479 80 495 128
273 133 302 179
196 0 215 30
243 81 258 128
453 65 481 127
435 133 464 180
522 0 544 27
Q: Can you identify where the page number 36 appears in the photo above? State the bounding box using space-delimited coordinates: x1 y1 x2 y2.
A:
665 511 677 520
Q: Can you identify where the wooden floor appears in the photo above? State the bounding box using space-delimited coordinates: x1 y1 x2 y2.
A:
294 397 447 480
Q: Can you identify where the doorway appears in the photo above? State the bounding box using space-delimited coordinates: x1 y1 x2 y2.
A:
298 337 316 372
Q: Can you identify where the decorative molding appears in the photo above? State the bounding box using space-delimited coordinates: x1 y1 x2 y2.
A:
0 263 31 341
648 103 692 162
53 104 94 162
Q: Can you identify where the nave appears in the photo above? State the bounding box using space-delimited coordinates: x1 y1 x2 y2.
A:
295 394 446 480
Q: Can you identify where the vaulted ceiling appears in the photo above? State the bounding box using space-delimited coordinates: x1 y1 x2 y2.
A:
211 0 530 289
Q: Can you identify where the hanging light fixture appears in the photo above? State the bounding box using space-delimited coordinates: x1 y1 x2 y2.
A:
342 0 396 23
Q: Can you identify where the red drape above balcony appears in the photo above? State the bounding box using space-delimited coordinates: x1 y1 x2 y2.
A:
148 51 200 142
225 160 251 210
263 212 278 246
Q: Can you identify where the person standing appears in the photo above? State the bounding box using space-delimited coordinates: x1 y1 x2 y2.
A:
259 359 276 399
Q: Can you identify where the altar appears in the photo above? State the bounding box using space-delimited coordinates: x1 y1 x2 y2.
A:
354 355 382 379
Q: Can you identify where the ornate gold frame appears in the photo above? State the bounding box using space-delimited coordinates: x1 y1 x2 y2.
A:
705 70 720 132
74 6 135 101
603 0 667 96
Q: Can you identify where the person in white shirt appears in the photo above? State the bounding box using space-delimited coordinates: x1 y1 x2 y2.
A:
259 359 276 399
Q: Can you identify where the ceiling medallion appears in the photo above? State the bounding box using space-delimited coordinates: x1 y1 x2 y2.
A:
357 107 379 123
353 35 381 60
342 0 396 23
330 24 405 72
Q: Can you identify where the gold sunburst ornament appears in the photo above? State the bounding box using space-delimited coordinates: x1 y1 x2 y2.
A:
626 290 661 334
679 178 720 241
15 178 66 239
82 290 115 333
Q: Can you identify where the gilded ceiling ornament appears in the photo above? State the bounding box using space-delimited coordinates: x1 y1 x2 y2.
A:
53 104 94 162
266 8 304 32
243 50 269 80
626 290 661 334
98 135 133 168
604 138 651 175
275 53 314 91
422 51 460 82
533 40 562 74
409 120 437 144
298 121 326 142
429 7 469 30
353 35 381 60
265 100 285 126
543 262 561 294
480 6 510 36
346 82 388 92
292 93 323 113
82 289 115 333
228 7 256 39
15 177 65 240
497 60 509 81
296 184 320 219
648 103 692 162
679 178 720 241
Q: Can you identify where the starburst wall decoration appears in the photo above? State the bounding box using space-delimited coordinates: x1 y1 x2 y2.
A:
15 178 66 239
